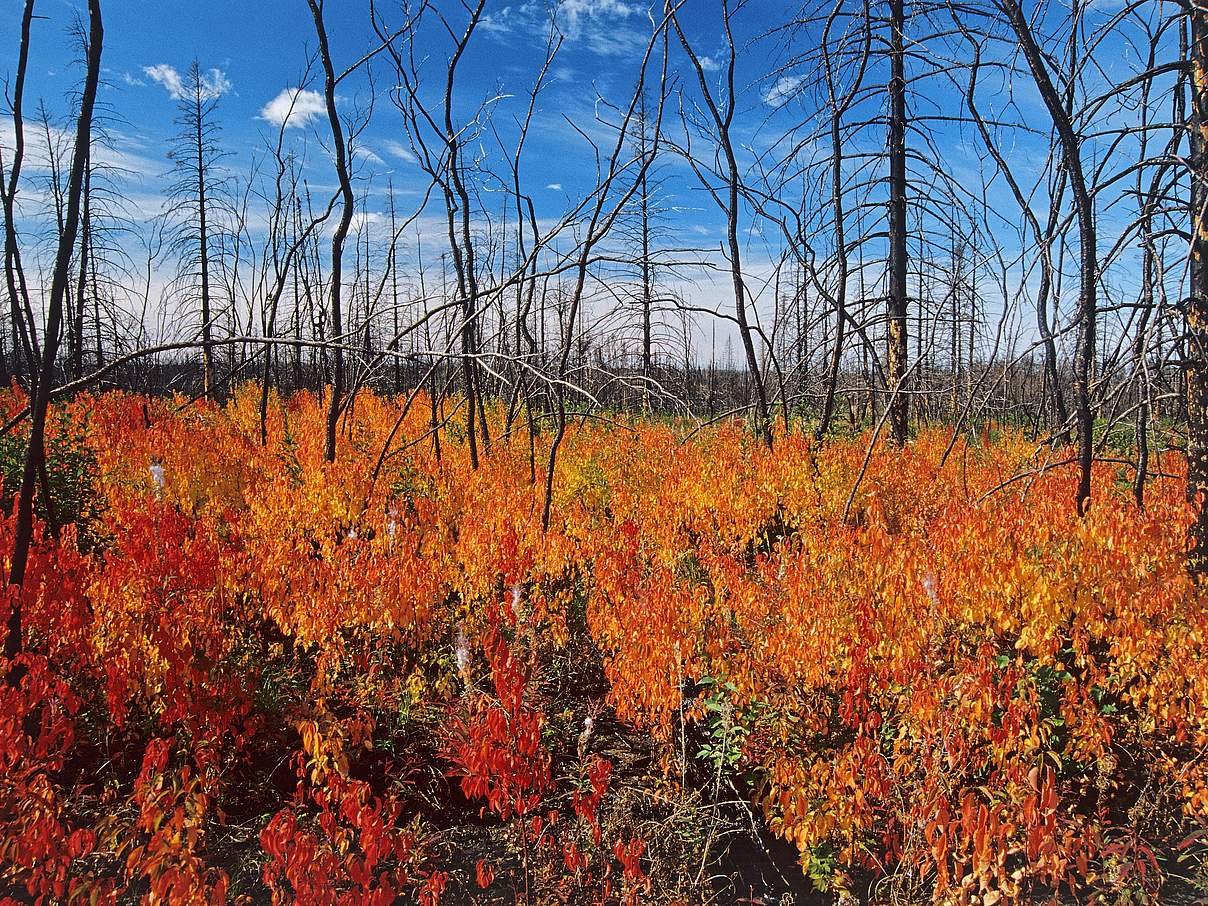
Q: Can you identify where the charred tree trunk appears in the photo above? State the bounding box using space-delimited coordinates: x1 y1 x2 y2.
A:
194 75 214 399
1 0 38 387
1003 0 1096 515
6 0 103 675
310 0 353 464
1187 2 1208 571
886 0 909 446
818 76 850 440
672 0 772 448
70 156 91 380
640 164 653 412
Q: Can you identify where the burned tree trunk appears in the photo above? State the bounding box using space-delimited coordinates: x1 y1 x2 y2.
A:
1187 2 1208 572
309 0 353 464
1 0 38 387
1002 0 1097 515
5 0 103 674
886 0 909 446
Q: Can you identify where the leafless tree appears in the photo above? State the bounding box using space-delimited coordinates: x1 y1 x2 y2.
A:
669 0 773 448
162 60 230 399
5 0 102 675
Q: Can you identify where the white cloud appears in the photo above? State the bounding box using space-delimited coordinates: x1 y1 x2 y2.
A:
203 69 234 99
143 64 184 98
143 64 232 102
350 210 386 233
559 0 638 32
0 119 158 182
357 145 385 165
480 7 516 35
762 75 803 108
484 0 645 56
259 87 326 129
562 0 647 56
382 139 417 164
546 183 563 190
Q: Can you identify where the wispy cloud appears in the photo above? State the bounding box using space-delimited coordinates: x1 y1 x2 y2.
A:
143 63 232 101
259 87 326 128
559 0 639 32
382 139 417 164
0 119 159 181
483 0 647 57
350 210 385 231
762 75 803 108
357 145 386 166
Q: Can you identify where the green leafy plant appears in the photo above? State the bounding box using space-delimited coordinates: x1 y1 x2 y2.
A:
0 410 104 543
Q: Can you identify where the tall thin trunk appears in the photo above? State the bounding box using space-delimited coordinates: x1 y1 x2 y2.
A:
1187 3 1208 571
6 0 103 674
1 0 38 385
672 0 771 447
195 77 213 399
640 165 653 411
71 157 91 380
1003 0 1096 515
639 95 653 411
886 0 909 445
389 185 402 394
951 239 961 421
818 95 849 439
310 0 353 463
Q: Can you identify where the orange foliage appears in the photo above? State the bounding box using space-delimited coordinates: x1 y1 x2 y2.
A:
0 386 1204 903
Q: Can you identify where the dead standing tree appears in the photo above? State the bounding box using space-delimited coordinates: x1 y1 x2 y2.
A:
668 0 774 449
954 29 1071 444
767 0 953 440
308 0 355 464
435 0 491 469
998 0 1098 514
377 0 495 469
0 0 39 386
5 0 103 675
162 61 230 400
541 10 675 528
886 0 910 444
379 0 603 472
1188 0 1208 571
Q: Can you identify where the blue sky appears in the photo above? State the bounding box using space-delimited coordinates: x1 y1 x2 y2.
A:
9 0 762 224
0 0 1183 368
3 0 809 358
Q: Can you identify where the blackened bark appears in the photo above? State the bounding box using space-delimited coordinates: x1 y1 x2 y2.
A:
886 0 909 446
1002 0 1097 515
309 0 353 464
1 1 38 386
6 0 103 674
1187 3 1208 572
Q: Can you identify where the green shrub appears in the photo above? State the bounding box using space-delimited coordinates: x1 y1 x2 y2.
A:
0 411 104 543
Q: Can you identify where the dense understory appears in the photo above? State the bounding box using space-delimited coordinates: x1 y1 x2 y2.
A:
1 386 1206 905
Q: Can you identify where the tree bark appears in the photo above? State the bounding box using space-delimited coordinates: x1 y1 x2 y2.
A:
1187 1 1208 571
1002 0 1096 515
1 0 38 386
194 69 213 399
309 0 353 464
5 0 103 675
886 0 909 445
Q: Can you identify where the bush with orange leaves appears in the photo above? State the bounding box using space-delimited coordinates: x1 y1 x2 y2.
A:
0 385 1204 904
